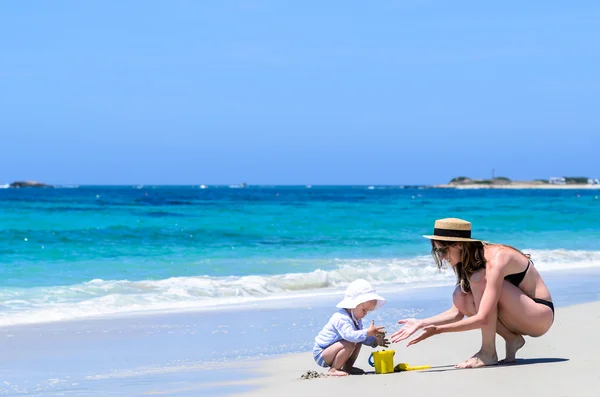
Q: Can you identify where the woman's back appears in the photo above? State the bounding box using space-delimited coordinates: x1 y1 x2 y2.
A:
484 244 552 302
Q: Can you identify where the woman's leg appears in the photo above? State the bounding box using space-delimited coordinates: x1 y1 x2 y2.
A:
453 284 525 364
452 286 476 316
321 340 356 376
458 270 553 368
496 279 554 338
456 270 499 368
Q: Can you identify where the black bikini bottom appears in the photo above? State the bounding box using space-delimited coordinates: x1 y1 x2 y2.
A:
533 298 554 316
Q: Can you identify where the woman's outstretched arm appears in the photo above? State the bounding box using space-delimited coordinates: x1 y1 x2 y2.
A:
407 262 505 346
391 305 464 342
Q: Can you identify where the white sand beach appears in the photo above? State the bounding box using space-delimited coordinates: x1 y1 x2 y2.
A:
0 270 598 396
234 301 600 397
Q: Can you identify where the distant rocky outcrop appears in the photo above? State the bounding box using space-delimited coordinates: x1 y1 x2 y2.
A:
448 176 512 186
439 175 599 189
9 180 54 188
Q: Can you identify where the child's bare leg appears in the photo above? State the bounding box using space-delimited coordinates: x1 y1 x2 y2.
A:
341 343 364 374
322 340 356 376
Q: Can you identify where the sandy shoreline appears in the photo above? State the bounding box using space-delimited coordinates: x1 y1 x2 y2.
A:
435 184 600 190
0 268 600 397
2 269 599 396
233 301 600 397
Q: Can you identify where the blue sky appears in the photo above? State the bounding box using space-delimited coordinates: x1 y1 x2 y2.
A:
1 1 599 185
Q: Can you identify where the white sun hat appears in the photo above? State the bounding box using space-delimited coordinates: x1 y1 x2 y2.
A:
336 279 386 310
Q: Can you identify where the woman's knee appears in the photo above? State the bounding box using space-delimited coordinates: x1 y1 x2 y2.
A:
453 286 476 316
469 269 487 294
452 286 465 307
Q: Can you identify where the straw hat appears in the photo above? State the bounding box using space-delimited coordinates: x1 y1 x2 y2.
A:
422 218 481 242
336 279 386 310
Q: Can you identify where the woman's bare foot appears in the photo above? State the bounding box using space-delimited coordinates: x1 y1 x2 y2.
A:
327 368 349 376
342 366 365 375
500 334 525 364
455 351 498 369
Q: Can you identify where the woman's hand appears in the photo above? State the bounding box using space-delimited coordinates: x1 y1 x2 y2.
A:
407 325 440 346
390 318 424 343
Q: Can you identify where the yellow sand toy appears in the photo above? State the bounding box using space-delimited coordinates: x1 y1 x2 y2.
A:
394 363 431 372
368 350 396 374
369 350 431 374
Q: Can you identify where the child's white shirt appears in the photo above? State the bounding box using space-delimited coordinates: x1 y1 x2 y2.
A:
314 308 377 349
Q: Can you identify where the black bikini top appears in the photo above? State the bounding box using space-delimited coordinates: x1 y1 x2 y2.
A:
504 260 531 287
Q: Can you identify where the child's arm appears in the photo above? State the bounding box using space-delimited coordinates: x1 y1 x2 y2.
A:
334 317 384 344
364 333 390 348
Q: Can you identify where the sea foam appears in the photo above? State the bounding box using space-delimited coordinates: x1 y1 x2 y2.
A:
1 248 599 327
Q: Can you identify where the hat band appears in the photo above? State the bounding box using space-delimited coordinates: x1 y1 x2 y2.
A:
433 228 471 238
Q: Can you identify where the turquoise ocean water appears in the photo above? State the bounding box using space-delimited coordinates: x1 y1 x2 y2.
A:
1 185 600 327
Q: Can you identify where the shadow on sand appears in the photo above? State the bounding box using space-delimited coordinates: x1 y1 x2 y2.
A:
420 357 569 373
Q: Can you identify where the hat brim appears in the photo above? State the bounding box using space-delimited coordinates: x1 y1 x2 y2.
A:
423 235 481 242
336 292 386 310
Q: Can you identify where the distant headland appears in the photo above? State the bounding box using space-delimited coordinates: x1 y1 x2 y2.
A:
436 176 600 189
8 181 54 188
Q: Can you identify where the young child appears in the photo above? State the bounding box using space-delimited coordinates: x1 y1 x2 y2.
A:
313 279 389 376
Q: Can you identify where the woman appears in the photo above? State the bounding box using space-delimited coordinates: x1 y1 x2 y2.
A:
391 218 554 368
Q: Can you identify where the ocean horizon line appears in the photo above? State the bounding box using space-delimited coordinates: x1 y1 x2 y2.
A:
3 183 600 190
2 183 431 188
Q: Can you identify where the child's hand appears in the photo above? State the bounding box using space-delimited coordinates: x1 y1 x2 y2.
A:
374 334 390 348
367 320 385 337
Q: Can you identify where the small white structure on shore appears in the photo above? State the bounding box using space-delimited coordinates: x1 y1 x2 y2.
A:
588 178 600 185
549 177 566 185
